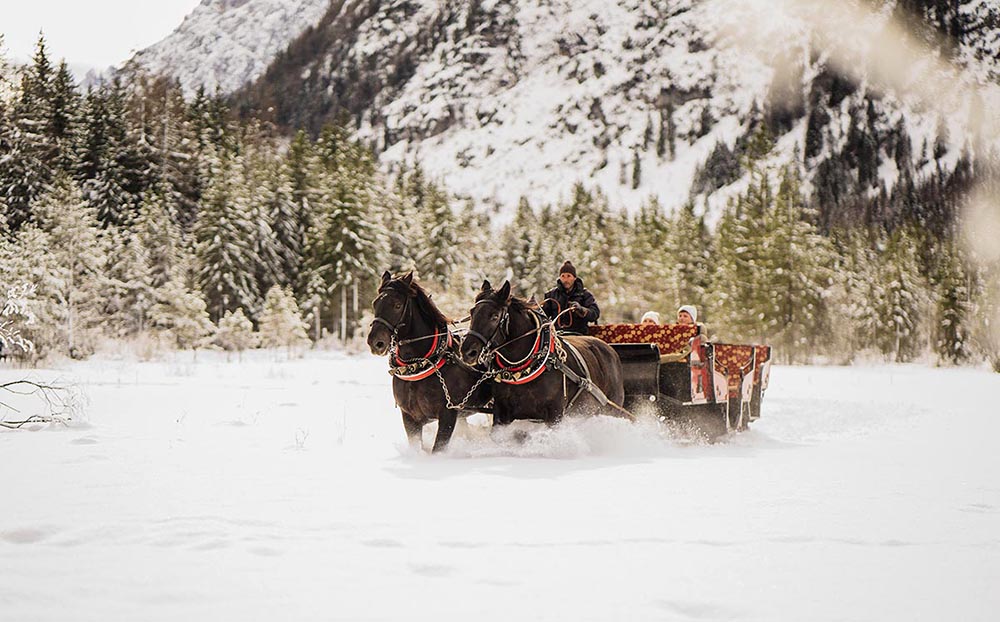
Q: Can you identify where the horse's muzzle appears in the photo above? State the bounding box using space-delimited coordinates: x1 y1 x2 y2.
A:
460 345 481 366
367 332 389 356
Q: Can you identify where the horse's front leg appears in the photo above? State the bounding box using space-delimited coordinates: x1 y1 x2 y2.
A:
401 410 423 451
545 401 564 427
432 409 457 453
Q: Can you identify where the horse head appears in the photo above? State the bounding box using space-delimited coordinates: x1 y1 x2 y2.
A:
460 279 512 365
367 270 415 356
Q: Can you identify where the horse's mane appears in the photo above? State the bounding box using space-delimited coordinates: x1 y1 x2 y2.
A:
474 288 539 313
384 277 451 327
509 295 540 313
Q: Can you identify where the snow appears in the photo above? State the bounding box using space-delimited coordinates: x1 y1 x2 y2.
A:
2 351 998 620
131 0 329 94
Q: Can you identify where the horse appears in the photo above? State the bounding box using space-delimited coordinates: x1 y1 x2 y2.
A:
367 271 492 452
459 279 629 428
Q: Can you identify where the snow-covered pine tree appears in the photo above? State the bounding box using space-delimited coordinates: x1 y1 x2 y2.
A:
668 201 713 316
132 74 202 232
29 173 108 357
102 225 154 338
555 184 622 306
711 171 772 342
501 198 539 295
627 197 675 321
241 144 282 306
195 146 260 321
258 285 309 353
261 156 302 290
303 147 387 337
762 168 835 361
133 179 184 289
933 241 973 365
415 181 460 292
1 36 56 231
827 229 883 361
383 164 427 274
78 77 153 228
215 308 257 357
148 278 214 350
48 60 80 175
875 226 929 362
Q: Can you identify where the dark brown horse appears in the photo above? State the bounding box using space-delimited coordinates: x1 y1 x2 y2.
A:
367 271 491 452
459 280 627 427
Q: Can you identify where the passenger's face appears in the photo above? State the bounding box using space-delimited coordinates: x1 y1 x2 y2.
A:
559 272 576 289
677 311 694 325
641 318 657 325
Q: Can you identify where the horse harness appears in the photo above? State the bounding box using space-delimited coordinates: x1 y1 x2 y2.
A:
483 307 613 410
373 286 492 411
388 328 453 381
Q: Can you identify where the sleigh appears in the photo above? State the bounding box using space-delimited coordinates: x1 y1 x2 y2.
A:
588 323 772 436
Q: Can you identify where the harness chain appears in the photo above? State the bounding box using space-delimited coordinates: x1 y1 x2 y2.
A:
433 358 497 411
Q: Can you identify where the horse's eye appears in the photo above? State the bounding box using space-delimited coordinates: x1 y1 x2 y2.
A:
394 302 402 310
491 313 500 321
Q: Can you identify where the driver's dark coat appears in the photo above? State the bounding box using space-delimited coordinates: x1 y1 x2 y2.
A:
542 278 600 334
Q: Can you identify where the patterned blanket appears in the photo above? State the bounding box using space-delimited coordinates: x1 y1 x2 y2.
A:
588 324 699 356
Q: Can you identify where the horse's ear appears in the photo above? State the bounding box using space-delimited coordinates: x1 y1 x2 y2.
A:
481 279 492 292
402 271 413 286
497 280 511 302
381 270 391 286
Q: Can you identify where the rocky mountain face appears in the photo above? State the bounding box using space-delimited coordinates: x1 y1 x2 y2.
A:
158 0 1000 224
131 0 330 94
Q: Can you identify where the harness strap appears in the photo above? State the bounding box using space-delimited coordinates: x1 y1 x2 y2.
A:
493 321 555 385
553 339 610 409
390 329 453 382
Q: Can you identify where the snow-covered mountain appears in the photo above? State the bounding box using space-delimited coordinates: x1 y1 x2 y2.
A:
231 0 1000 219
131 0 330 94
229 0 1000 219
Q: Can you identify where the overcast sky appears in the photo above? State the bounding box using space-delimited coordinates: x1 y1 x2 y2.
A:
1 1 201 71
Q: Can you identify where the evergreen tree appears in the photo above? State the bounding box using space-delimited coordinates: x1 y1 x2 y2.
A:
710 159 771 342
149 278 214 350
29 174 107 357
501 198 539 295
102 226 154 338
669 201 713 312
77 79 144 227
933 242 973 364
875 227 928 362
133 179 184 289
262 158 302 289
414 181 459 290
195 147 260 320
258 285 309 352
761 168 834 360
627 197 674 320
215 308 257 355
1 36 56 230
48 60 80 174
242 146 282 297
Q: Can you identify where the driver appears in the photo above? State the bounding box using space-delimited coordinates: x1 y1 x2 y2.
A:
542 260 600 335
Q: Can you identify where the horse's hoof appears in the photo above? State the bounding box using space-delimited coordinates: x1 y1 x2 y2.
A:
512 429 530 444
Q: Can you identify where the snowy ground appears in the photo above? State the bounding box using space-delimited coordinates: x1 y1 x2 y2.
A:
1 350 998 621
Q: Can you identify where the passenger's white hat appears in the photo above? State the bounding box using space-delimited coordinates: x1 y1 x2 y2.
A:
677 305 698 322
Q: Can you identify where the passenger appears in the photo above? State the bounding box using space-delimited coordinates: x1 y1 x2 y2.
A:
542 260 600 335
677 305 698 325
640 311 660 325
